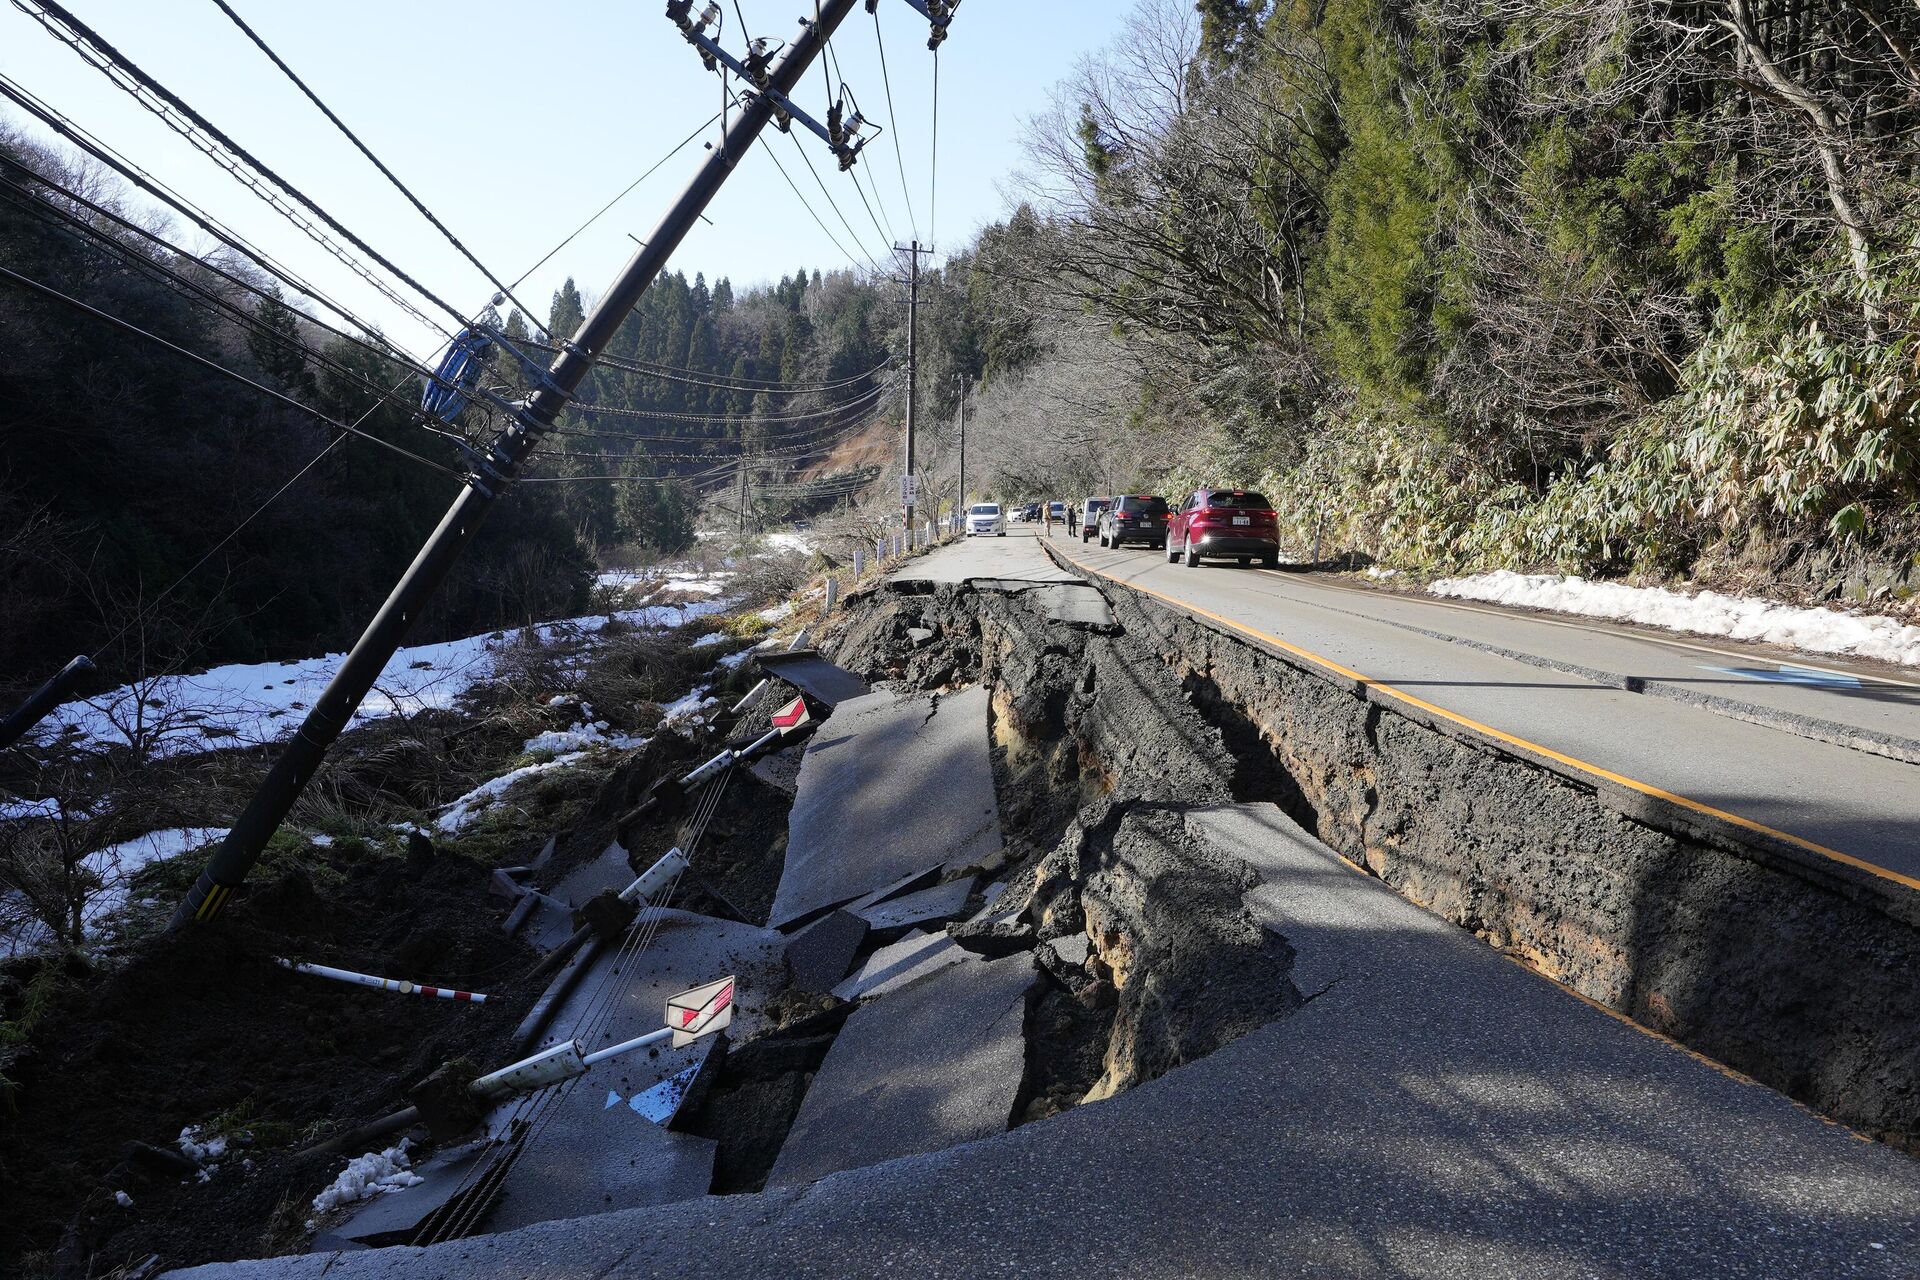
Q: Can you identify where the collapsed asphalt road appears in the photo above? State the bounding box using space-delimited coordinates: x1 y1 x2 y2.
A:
168 531 1920 1279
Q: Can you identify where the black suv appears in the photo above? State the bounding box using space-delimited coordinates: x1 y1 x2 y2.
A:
1097 494 1170 549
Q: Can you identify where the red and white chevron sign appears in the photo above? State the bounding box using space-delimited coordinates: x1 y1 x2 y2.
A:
666 975 735 1048
771 694 810 731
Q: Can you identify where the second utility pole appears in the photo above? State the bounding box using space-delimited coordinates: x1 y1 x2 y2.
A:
955 372 967 509
895 238 931 532
171 0 864 931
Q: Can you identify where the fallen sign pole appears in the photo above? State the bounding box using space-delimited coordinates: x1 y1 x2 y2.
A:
275 958 487 1003
307 974 737 1154
470 975 735 1101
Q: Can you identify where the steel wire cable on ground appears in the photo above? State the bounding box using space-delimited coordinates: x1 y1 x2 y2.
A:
207 0 544 327
16 0 472 336
0 264 464 478
411 768 734 1246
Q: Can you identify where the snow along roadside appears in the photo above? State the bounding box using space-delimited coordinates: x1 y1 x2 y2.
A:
1430 571 1920 668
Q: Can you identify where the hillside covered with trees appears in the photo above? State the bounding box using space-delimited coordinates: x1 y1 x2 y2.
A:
0 130 930 701
949 0 1920 608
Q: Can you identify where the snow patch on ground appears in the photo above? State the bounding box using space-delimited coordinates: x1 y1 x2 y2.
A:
758 601 797 624
310 1141 422 1216
178 1125 228 1165
658 686 718 728
691 632 730 649
29 600 732 762
1431 571 1920 667
434 754 587 833
764 531 815 557
4 826 228 958
0 796 63 820
522 719 646 757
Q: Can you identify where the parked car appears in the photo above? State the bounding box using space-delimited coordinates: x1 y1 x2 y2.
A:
1099 494 1169 548
1165 488 1280 567
1078 497 1113 541
1048 501 1067 523
966 501 1007 537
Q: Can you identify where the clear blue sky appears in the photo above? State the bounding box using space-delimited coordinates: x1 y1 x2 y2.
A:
0 1 1133 360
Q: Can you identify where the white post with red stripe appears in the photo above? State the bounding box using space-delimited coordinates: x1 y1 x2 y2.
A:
274 957 487 1003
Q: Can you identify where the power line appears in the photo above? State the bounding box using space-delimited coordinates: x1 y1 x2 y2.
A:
870 4 919 237
509 107 725 293
517 336 892 394
757 129 876 276
0 168 462 434
207 0 543 328
0 74 437 364
15 0 469 336
786 129 889 272
0 263 464 478
929 47 940 252
571 380 891 424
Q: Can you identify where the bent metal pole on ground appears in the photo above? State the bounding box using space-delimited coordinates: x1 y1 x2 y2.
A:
170 0 867 931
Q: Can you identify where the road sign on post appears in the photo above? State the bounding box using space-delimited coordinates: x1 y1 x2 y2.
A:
771 694 811 731
667 976 735 1048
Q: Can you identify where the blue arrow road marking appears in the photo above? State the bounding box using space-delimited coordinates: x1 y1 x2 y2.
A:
1702 665 1863 689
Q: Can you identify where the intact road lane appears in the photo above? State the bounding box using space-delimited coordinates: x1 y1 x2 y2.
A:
1029 527 1920 890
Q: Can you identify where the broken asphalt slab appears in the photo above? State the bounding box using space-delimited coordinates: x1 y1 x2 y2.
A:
768 685 1001 929
830 928 976 1002
753 650 871 707
768 951 1036 1188
852 875 974 932
182 798 1920 1278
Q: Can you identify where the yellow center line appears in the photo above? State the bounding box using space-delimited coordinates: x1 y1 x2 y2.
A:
1053 541 1920 897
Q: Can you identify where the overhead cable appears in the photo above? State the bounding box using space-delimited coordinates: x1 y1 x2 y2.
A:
207 0 545 328
0 263 463 478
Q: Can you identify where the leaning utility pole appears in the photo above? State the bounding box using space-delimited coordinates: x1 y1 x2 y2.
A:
171 0 904 930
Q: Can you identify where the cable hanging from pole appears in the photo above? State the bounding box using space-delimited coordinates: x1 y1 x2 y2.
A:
0 264 464 479
0 173 471 439
13 0 472 337
206 0 546 330
0 75 442 363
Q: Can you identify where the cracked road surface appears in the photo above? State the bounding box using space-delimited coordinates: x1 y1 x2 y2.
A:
169 797 1920 1279
1040 528 1920 888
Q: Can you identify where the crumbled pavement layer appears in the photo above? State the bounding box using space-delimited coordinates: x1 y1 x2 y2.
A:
770 685 1001 928
767 952 1037 1188
164 797 1920 1280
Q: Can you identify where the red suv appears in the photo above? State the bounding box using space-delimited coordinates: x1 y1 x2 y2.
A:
1166 489 1281 568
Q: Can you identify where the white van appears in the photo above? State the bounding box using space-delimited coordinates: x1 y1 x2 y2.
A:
967 502 1007 537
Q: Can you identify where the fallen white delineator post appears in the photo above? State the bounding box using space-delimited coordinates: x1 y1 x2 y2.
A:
469 974 735 1103
276 958 488 1003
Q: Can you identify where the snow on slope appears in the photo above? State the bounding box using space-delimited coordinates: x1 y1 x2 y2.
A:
1430 571 1920 667
30 599 732 761
3 826 227 958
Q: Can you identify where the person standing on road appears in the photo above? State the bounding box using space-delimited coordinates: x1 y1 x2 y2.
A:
1043 501 1054 537
1066 502 1078 537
